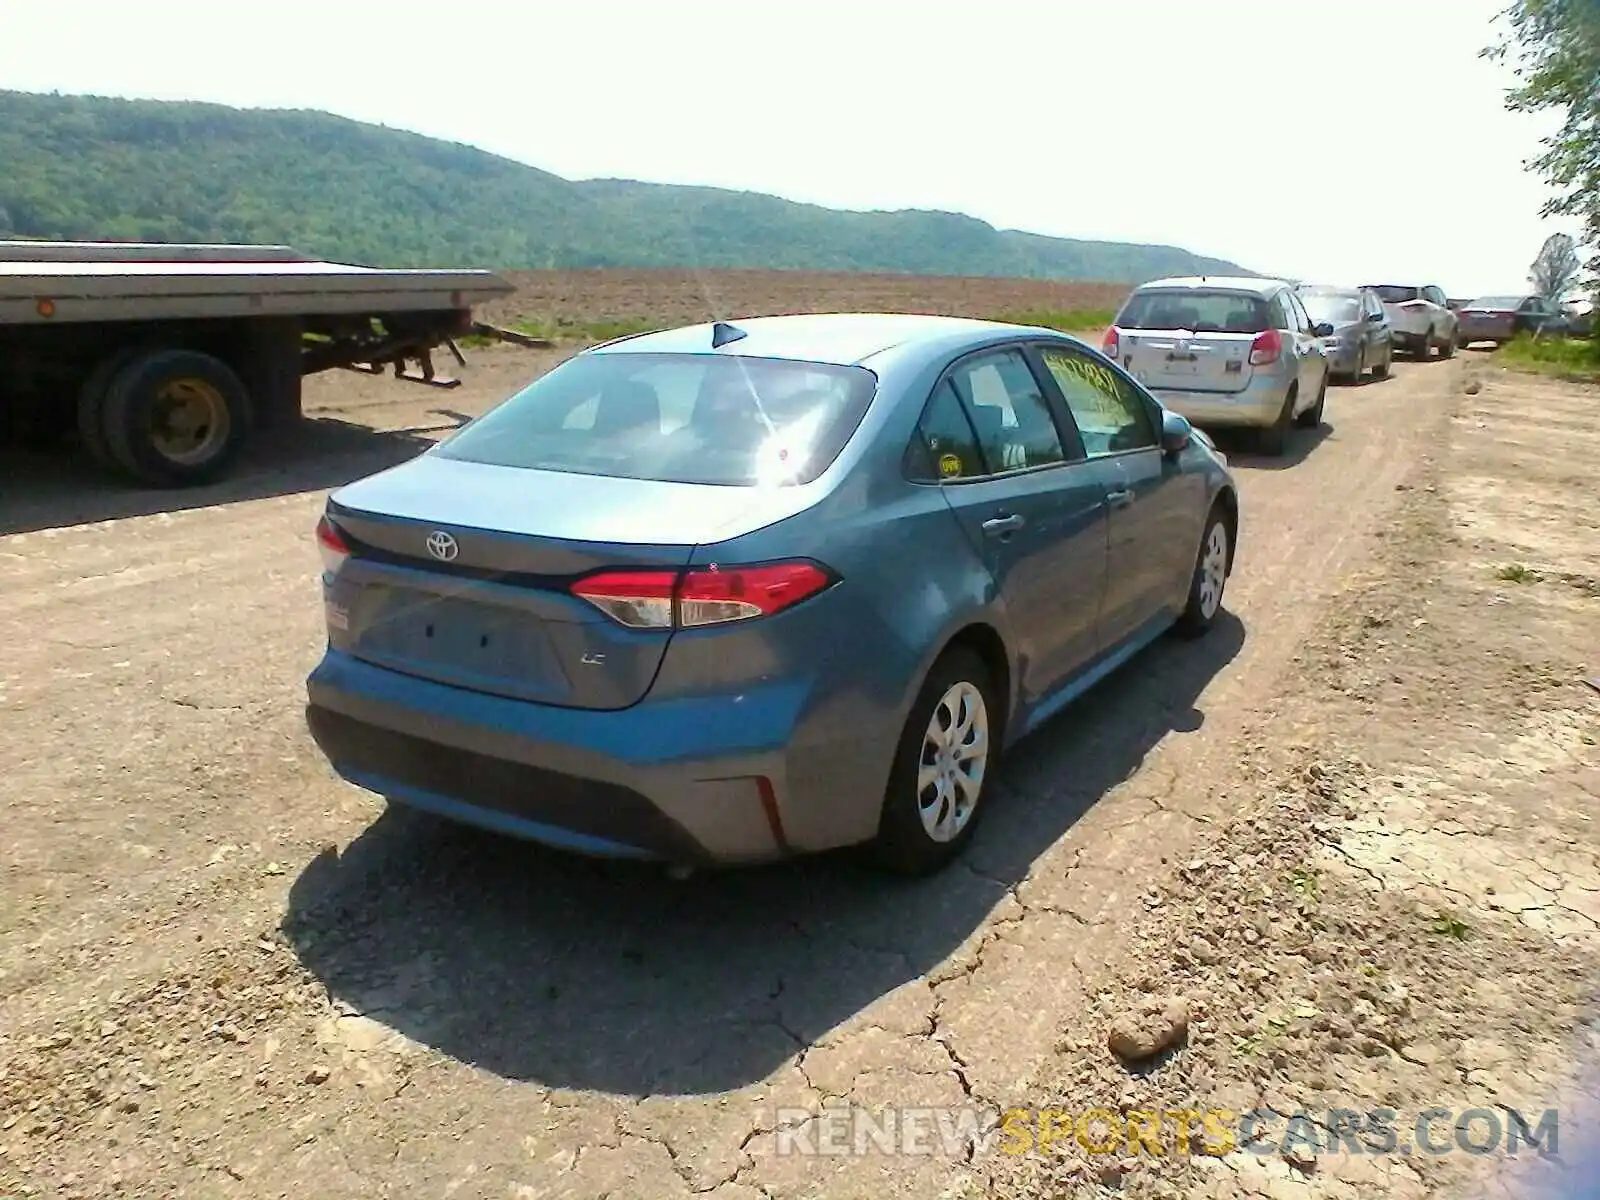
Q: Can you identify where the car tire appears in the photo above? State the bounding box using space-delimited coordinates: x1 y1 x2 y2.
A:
869 646 999 876
1372 345 1392 379
1173 504 1232 639
1258 387 1295 456
100 349 253 487
1415 329 1434 360
1439 330 1457 359
1295 374 1327 428
75 346 152 471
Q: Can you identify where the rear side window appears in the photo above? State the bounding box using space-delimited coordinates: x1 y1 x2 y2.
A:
946 349 1067 472
433 352 877 487
1371 285 1420 303
1116 290 1272 334
907 381 986 481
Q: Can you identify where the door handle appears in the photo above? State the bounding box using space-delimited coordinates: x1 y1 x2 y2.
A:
1105 489 1134 508
981 513 1026 536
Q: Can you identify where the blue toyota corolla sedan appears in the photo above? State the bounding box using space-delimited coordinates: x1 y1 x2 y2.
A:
305 313 1239 874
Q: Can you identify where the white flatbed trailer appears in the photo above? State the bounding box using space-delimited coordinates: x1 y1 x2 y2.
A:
0 240 515 487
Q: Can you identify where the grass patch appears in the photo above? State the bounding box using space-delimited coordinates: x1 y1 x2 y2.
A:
1495 562 1538 584
988 307 1117 334
1496 331 1600 382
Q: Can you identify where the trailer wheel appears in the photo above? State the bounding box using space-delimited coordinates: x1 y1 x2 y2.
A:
76 347 148 471
100 350 253 487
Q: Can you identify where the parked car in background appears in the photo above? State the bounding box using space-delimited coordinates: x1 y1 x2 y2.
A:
1456 294 1565 347
1561 297 1594 337
305 313 1240 875
1363 283 1458 359
1295 284 1394 383
1104 276 1332 456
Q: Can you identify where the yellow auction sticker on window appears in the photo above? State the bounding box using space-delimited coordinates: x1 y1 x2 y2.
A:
939 453 963 478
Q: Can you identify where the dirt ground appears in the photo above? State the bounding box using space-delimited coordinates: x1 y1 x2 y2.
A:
1 342 1595 1200
477 269 1130 329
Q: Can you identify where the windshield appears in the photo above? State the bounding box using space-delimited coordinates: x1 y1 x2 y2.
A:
1468 296 1524 309
1299 293 1362 323
1115 290 1271 334
433 352 878 486
1370 285 1420 303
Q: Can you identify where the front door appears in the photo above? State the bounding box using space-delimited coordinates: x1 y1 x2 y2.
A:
1034 344 1204 647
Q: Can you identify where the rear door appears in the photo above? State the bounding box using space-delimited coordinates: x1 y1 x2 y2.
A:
1035 343 1202 647
1116 289 1268 395
1280 288 1325 401
912 346 1109 703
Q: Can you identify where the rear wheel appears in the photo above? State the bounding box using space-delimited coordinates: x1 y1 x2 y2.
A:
870 646 998 875
1439 329 1457 359
1296 373 1327 428
100 349 253 487
1415 329 1434 360
75 347 147 471
1258 386 1296 456
1174 505 1231 638
1372 344 1393 379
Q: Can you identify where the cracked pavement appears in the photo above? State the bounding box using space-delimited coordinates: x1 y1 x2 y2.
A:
1 352 1460 1197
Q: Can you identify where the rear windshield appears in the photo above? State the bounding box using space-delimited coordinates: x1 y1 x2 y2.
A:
433 352 878 486
1299 293 1362 323
1370 285 1420 303
1116 290 1271 334
1469 296 1524 309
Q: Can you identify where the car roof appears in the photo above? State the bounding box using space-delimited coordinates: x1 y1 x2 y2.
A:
1295 283 1365 295
588 312 1036 367
1133 276 1285 297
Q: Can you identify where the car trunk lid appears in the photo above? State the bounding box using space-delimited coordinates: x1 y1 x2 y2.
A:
321 455 816 711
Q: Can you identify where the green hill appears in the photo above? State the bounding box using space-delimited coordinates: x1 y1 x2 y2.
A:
0 90 1248 282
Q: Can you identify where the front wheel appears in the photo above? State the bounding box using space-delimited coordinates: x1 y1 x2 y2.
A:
1174 507 1232 638
869 647 998 875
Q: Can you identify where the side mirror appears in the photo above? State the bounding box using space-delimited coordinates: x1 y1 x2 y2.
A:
1367 311 1384 323
1160 409 1193 455
1312 321 1336 338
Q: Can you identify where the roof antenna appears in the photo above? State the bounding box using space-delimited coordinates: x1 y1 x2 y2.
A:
711 320 747 348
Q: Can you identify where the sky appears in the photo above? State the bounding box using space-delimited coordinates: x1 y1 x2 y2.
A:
0 0 1579 297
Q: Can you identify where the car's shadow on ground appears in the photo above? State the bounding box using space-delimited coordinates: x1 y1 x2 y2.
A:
1209 421 1333 471
0 414 460 537
281 612 1246 1097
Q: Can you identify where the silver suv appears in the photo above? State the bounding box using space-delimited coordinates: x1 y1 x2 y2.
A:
1103 277 1332 456
1362 283 1458 359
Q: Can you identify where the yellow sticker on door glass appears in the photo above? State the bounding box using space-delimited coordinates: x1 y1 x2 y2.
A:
938 453 963 478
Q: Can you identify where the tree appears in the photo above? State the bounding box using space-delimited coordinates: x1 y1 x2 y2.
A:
1486 1 1600 281
1530 231 1582 300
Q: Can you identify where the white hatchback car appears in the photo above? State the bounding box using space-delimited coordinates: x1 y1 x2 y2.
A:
1103 276 1332 456
1363 284 1458 359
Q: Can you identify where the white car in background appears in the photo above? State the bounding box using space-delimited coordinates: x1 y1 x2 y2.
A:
1363 283 1458 360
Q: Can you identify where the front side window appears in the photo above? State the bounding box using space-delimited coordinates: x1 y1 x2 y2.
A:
1039 347 1157 457
433 352 877 487
946 349 1067 472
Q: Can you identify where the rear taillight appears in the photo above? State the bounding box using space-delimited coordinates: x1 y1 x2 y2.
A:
570 561 834 629
315 515 349 575
1248 327 1282 366
1102 326 1121 359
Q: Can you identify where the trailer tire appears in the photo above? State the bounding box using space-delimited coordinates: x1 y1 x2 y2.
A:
76 347 149 471
101 350 253 487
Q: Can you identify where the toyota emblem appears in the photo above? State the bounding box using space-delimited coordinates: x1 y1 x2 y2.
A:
426 531 459 562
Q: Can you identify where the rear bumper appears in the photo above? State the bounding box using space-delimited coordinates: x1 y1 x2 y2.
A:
305 649 828 865
1149 375 1291 429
